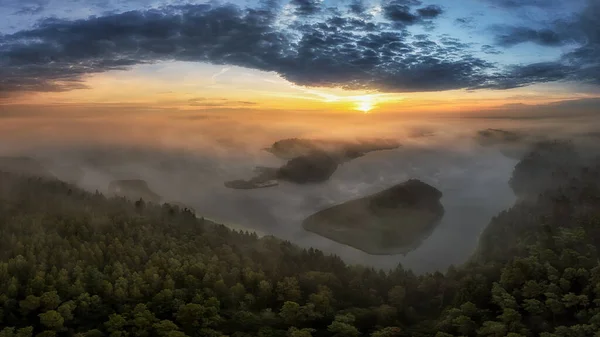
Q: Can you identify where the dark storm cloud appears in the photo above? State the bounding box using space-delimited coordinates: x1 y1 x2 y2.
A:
493 26 565 47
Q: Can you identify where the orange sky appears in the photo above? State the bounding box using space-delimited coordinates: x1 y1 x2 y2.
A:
3 61 598 116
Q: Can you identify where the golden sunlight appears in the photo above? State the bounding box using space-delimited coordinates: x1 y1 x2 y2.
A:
354 95 375 113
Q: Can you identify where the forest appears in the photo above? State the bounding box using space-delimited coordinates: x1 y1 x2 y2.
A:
1 140 600 337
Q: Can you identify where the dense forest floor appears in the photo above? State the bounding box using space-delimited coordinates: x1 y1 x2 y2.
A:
1 140 600 337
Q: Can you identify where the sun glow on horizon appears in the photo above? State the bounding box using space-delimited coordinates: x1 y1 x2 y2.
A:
4 61 587 114
355 96 375 113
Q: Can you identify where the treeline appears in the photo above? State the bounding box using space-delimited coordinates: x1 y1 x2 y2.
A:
1 142 600 336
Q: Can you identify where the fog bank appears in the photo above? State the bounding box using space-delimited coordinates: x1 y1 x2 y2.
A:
1 111 598 272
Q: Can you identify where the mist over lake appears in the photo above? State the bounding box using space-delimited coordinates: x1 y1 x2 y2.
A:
4 113 594 273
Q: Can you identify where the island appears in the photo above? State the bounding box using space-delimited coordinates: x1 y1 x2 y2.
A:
225 138 400 189
302 179 445 255
265 137 401 161
276 151 340 183
224 152 340 188
108 179 162 204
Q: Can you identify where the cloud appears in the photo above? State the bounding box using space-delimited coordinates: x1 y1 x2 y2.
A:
0 2 495 95
493 26 565 47
2 0 49 16
416 5 443 19
485 0 600 86
211 67 231 82
348 0 367 15
454 17 475 29
5 0 49 11
479 62 574 89
481 45 502 55
381 0 442 26
0 0 598 96
561 0 600 85
13 5 47 15
382 1 419 24
291 0 323 16
187 98 258 107
483 0 562 9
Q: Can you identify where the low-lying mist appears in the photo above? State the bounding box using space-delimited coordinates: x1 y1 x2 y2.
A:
1 110 598 273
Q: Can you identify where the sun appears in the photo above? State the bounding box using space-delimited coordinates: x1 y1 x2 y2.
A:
357 101 373 113
354 95 375 113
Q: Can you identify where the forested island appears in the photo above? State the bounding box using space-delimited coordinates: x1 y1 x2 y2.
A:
302 179 445 255
225 138 400 189
1 138 600 336
264 138 401 161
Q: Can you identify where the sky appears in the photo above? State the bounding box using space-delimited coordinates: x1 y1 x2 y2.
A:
1 0 600 115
